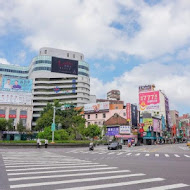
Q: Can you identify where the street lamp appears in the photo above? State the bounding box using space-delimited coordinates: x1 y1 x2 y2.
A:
51 105 65 143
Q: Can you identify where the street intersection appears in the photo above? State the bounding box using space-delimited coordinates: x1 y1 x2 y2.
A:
0 144 189 190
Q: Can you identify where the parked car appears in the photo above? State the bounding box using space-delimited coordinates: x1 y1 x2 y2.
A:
108 142 122 150
187 141 190 147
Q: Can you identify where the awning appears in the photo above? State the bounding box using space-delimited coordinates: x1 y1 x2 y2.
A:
115 134 137 139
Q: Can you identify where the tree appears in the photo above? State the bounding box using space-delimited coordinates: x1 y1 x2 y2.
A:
84 124 101 140
17 120 25 132
6 119 14 131
0 118 7 131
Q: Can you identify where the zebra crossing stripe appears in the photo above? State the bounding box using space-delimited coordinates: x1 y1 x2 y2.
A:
135 153 141 156
7 167 119 176
5 162 98 168
184 155 190 158
10 173 146 188
117 152 124 155
174 154 180 158
145 154 150 157
140 183 189 190
55 178 165 190
126 153 132 155
6 164 108 172
155 154 159 157
165 154 170 157
9 170 131 181
108 152 115 155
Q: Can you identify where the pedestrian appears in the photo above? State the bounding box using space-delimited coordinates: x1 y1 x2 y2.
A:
39 140 41 148
45 139 48 148
37 138 40 148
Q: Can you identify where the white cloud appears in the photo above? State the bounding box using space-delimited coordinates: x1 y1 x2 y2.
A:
0 0 190 59
91 62 190 112
0 58 11 65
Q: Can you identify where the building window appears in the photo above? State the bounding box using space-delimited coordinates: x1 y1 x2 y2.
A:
81 56 83 60
73 54 75 58
116 106 118 109
95 122 97 124
88 115 90 119
123 112 126 116
96 114 98 118
103 113 106 118
88 122 90 126
44 50 47 54
67 53 69 57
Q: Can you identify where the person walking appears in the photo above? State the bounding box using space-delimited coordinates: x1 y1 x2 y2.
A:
37 138 40 148
45 139 48 148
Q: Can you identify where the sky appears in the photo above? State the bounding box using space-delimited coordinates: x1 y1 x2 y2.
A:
0 0 190 115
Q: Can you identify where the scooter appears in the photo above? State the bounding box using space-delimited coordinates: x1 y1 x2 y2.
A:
89 145 94 151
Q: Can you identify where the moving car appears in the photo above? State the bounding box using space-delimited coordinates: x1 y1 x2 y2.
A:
108 142 122 150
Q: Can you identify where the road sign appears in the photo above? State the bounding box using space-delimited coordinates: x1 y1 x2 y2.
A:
51 123 56 131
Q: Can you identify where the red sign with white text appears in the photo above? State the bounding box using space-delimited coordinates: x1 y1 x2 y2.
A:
9 114 16 118
0 114 5 118
126 103 131 121
139 91 160 111
20 115 27 119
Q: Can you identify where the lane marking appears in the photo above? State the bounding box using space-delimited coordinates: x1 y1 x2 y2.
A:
126 153 132 156
184 155 190 158
9 170 131 181
155 154 159 157
7 167 118 176
135 153 141 156
140 183 189 190
145 154 150 157
108 152 115 155
10 173 146 188
117 152 124 155
55 178 165 190
165 154 170 157
174 154 180 158
6 164 108 172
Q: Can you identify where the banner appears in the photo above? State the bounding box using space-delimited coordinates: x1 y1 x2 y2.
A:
84 102 109 113
105 127 119 136
126 103 131 121
139 91 160 111
0 91 32 105
2 76 32 93
153 119 161 132
131 104 137 126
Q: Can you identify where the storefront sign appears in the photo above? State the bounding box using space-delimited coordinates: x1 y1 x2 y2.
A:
120 125 131 134
143 118 153 132
126 103 131 121
105 127 119 136
153 119 161 132
20 115 27 118
0 114 5 118
9 114 16 118
115 134 137 139
139 91 160 111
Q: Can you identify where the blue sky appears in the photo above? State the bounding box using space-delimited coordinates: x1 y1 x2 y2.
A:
0 0 190 115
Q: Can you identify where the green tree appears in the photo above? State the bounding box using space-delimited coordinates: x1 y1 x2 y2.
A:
38 126 52 140
0 118 7 131
17 120 25 132
84 124 101 140
6 119 14 131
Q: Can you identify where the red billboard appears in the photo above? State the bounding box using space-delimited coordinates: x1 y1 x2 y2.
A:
126 103 131 121
139 91 160 111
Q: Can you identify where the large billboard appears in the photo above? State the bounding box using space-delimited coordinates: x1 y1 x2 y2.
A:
0 91 32 105
51 57 78 75
131 104 138 126
105 127 119 136
143 118 153 132
84 102 109 113
1 76 32 93
139 85 154 92
139 91 160 111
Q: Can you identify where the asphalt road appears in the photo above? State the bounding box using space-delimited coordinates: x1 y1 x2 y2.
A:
0 143 189 190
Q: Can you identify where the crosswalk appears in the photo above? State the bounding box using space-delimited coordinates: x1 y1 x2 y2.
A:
65 149 190 159
1 151 189 190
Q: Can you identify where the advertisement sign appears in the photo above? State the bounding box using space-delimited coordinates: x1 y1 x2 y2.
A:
0 91 32 105
105 127 119 136
139 85 153 92
84 102 109 113
131 104 137 126
153 119 161 132
51 57 78 75
143 118 153 132
126 103 131 121
139 91 160 111
2 76 32 93
120 126 131 134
